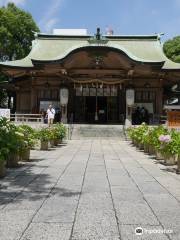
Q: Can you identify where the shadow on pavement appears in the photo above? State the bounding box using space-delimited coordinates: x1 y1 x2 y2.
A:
0 143 72 208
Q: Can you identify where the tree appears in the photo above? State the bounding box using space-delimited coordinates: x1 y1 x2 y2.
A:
0 3 39 61
0 3 39 107
163 36 180 63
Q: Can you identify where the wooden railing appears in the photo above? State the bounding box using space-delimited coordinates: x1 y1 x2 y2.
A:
10 113 44 123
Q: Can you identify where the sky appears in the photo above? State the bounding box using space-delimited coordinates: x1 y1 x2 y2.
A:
1 0 180 41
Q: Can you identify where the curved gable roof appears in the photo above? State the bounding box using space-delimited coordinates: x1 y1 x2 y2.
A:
0 33 180 70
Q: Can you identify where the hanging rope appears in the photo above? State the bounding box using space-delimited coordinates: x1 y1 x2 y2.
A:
58 74 128 85
71 78 125 85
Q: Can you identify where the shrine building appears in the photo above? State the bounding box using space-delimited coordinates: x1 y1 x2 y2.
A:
0 28 180 124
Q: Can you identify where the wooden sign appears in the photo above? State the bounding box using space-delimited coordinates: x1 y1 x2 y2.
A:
0 109 10 119
168 111 180 127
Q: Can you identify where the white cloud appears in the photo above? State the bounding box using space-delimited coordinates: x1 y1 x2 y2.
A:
45 18 59 32
0 0 26 6
39 0 65 33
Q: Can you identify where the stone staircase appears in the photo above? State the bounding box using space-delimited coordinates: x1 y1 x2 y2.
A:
71 124 125 140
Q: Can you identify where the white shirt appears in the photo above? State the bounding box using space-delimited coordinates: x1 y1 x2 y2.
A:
47 108 55 119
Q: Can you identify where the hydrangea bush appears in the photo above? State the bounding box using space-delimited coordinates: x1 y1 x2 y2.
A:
0 117 67 177
128 123 180 158
0 117 25 162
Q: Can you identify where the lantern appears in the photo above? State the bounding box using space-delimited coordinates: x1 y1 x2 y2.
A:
126 88 135 106
60 88 69 105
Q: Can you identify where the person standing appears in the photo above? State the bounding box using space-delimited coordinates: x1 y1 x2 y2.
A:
46 105 55 127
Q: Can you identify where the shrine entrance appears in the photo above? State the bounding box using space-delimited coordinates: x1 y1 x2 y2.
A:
73 86 121 124
85 96 107 123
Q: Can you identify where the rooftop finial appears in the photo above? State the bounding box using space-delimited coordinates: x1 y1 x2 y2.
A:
96 27 101 40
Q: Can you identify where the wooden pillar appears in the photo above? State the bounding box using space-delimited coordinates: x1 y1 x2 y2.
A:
7 94 11 109
156 88 163 115
16 91 20 112
157 78 164 115
30 88 37 113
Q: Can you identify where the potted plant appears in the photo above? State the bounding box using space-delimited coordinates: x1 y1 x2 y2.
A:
175 132 180 174
18 125 36 161
142 127 152 153
158 131 179 165
0 117 22 168
149 126 168 159
7 128 25 167
127 126 140 147
48 128 55 147
58 123 67 142
0 145 8 178
0 118 9 176
53 123 67 145
37 127 51 150
130 123 148 150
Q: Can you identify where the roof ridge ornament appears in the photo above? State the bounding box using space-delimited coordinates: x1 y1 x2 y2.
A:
156 33 164 40
88 27 108 45
96 28 101 40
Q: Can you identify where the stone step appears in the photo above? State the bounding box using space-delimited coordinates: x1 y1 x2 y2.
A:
71 124 125 139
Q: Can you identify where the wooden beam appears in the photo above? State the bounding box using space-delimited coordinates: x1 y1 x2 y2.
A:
67 69 126 74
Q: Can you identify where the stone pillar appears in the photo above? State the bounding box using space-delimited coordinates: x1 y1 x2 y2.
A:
125 105 133 127
61 105 68 124
60 88 69 123
125 88 135 127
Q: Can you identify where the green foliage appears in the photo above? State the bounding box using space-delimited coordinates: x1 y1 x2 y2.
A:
163 36 180 63
128 123 180 158
0 117 24 161
0 119 66 164
0 3 39 106
39 124 67 141
37 128 52 142
159 130 180 156
0 3 39 61
127 123 148 144
17 125 37 150
148 126 168 149
53 123 67 140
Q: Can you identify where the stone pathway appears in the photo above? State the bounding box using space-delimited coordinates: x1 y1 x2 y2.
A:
0 139 180 240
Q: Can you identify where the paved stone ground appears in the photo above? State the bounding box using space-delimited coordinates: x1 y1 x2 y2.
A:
0 139 180 240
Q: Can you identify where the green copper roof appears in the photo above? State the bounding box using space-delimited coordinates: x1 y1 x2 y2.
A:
0 33 180 70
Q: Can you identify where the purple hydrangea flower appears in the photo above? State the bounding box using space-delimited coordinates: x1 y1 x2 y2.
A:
159 135 171 143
